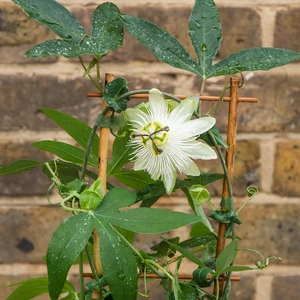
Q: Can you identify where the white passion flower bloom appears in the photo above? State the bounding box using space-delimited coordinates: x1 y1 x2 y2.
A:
124 88 217 194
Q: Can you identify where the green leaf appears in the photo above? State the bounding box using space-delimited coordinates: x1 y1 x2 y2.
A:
193 267 214 287
103 78 130 112
0 160 44 175
190 222 215 238
47 214 95 300
113 170 155 190
6 277 77 300
41 108 99 161
43 160 97 182
121 14 201 76
97 225 138 300
92 188 201 234
201 125 228 149
12 0 85 43
42 160 80 184
32 141 98 167
189 0 222 79
163 238 205 267
25 2 123 58
107 132 133 177
150 237 180 258
215 240 238 276
210 48 300 77
222 265 254 273
179 235 216 248
91 2 123 56
209 210 242 225
170 283 197 300
137 173 223 204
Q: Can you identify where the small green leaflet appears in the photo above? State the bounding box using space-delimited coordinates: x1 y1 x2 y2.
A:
6 277 77 300
12 0 85 43
32 140 98 167
0 160 44 176
41 108 99 162
23 2 123 58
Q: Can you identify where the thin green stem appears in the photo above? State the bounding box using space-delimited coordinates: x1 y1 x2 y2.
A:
236 186 258 214
210 76 231 117
79 252 85 300
144 259 174 282
79 57 101 91
85 244 100 281
80 106 110 180
207 131 233 203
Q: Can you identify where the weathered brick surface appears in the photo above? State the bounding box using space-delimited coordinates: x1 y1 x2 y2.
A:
273 141 300 196
274 7 300 53
235 203 300 265
0 3 54 46
0 141 53 196
271 275 300 300
218 7 261 59
196 140 260 197
0 206 70 263
0 74 97 130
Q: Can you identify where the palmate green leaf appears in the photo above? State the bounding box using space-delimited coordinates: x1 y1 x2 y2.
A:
0 160 44 175
32 140 98 167
47 213 94 300
6 277 77 300
41 108 99 161
92 188 201 234
47 188 201 299
121 14 201 76
189 0 222 79
25 2 123 58
12 0 85 44
210 48 300 77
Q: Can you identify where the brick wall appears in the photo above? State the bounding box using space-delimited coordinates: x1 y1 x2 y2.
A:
1 1 300 299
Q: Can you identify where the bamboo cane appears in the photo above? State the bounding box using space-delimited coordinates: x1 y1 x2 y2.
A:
87 92 257 103
92 73 114 299
213 77 240 296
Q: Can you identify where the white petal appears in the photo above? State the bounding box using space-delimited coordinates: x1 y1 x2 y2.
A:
182 160 200 176
186 142 217 159
123 108 150 127
161 167 177 194
168 98 195 125
190 117 216 136
149 88 168 122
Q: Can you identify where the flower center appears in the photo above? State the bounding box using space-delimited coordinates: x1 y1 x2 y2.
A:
132 121 169 156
